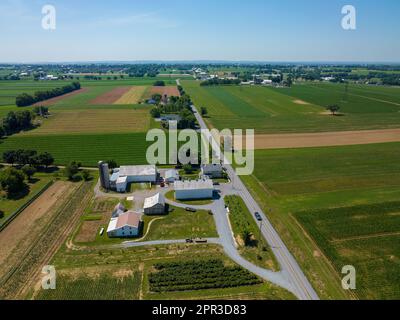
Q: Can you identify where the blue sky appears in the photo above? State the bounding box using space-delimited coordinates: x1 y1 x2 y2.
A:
0 0 399 62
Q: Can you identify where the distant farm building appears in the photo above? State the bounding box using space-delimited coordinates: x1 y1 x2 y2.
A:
164 169 180 183
201 164 223 178
174 179 214 200
107 211 142 238
143 193 166 215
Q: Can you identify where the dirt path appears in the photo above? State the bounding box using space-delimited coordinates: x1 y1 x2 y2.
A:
234 128 400 150
0 182 93 299
0 181 75 270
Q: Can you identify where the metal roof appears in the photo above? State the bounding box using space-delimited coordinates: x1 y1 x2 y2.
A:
174 179 214 191
144 193 165 209
119 165 157 177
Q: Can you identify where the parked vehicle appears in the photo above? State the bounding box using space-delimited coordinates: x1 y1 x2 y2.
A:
194 238 208 243
185 207 197 213
186 238 194 243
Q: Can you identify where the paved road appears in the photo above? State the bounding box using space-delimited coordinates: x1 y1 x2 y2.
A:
191 105 319 300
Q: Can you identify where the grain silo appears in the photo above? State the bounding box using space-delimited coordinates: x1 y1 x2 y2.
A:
98 161 110 190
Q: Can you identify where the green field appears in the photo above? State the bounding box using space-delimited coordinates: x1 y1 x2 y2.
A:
240 142 400 299
295 202 400 300
183 81 400 133
37 273 141 300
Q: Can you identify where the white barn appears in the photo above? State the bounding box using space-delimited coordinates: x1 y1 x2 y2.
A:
113 165 158 193
143 193 165 215
174 179 214 200
107 211 142 238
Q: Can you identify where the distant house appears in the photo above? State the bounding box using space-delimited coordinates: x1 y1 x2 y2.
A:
164 169 180 183
112 202 125 218
201 164 223 178
262 79 273 85
143 193 165 215
107 211 142 238
174 179 214 200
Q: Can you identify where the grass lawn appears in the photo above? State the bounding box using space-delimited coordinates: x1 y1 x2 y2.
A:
0 171 53 225
239 142 400 300
183 80 400 134
225 195 278 271
142 206 218 241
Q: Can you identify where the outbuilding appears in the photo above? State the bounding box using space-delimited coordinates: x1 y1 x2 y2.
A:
143 193 166 215
107 211 142 238
201 164 223 178
164 169 180 183
174 179 214 200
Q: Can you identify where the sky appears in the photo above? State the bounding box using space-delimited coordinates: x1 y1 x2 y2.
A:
0 0 399 63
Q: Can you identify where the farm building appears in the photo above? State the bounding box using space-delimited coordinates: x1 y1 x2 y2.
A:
107 211 142 238
143 193 166 215
112 202 126 218
109 165 158 193
201 164 223 178
98 161 110 190
164 169 180 183
174 179 214 200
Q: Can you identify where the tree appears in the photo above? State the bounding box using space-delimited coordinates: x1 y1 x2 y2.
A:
326 104 341 116
64 161 81 180
107 160 118 170
241 229 252 247
200 107 208 116
81 169 91 181
0 167 26 195
36 152 54 168
183 164 194 174
153 80 165 87
150 108 161 118
2 150 17 166
22 165 37 181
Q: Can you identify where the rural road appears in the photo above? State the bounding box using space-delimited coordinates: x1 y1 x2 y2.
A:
191 105 320 300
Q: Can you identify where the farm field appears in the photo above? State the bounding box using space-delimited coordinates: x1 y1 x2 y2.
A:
0 77 186 166
295 202 400 300
183 81 400 134
239 142 400 300
32 242 295 300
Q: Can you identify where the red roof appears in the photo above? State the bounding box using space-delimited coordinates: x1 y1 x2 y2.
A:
116 211 141 228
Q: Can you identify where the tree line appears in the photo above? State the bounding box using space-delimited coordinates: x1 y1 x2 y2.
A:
200 78 241 86
0 110 34 137
15 81 81 107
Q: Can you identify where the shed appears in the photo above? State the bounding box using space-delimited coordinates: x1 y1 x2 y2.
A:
143 193 165 215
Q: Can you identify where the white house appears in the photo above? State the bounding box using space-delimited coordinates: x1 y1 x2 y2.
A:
201 164 223 178
143 193 165 215
164 169 180 183
174 179 214 200
107 211 142 238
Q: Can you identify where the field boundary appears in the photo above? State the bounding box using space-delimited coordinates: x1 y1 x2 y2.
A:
0 180 54 232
